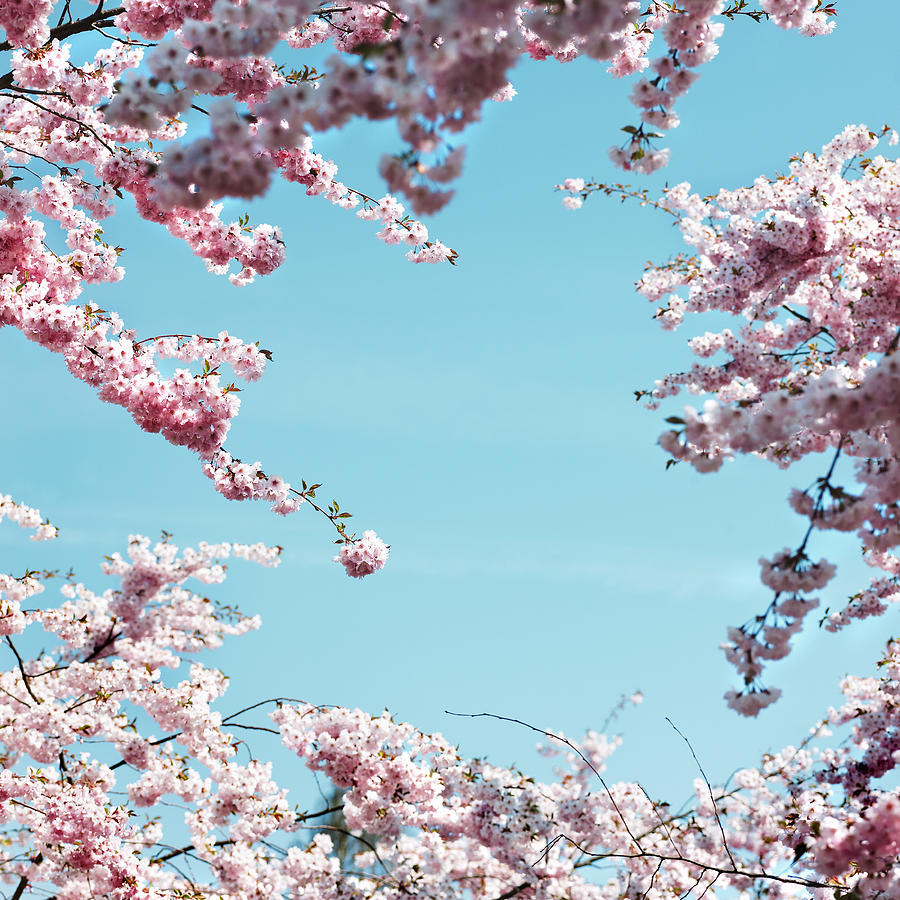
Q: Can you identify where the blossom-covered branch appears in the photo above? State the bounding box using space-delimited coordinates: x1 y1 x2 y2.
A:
0 494 897 899
565 125 900 712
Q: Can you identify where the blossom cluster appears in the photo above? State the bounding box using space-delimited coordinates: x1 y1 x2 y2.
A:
333 529 389 578
0 494 57 541
4 0 837 233
0 3 497 571
590 125 900 711
0 493 898 900
0 0 845 569
718 549 831 716
555 0 833 192
0 161 385 569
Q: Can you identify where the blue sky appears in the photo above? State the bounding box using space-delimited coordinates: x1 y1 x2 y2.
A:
2 2 897 804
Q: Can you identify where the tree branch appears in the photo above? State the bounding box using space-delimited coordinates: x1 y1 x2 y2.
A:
4 636 40 705
151 839 233 865
446 710 645 852
0 5 126 54
664 718 737 871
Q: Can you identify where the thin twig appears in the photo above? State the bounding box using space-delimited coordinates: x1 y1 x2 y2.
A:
4 637 41 704
797 434 844 554
694 870 721 900
226 722 280 735
221 696 311 722
664 718 737 871
445 710 644 851
552 834 831 890
0 684 31 708
0 92 115 154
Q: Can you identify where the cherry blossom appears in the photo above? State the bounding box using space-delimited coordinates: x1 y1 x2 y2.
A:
9 3 900 895
0 494 57 541
565 125 900 711
0 487 898 899
0 0 844 570
334 529 389 578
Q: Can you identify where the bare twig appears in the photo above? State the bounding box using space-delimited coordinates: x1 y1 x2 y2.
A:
445 710 644 851
4 636 41 704
664 718 737 872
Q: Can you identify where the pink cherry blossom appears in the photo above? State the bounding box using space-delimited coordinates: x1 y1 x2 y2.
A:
0 485 898 899
334 530 390 578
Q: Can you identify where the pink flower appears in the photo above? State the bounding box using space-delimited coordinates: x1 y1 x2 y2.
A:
334 530 389 578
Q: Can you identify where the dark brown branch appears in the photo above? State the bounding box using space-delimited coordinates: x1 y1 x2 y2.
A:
695 870 721 900
565 842 831 891
309 825 396 882
635 781 684 860
55 0 74 30
782 304 811 323
110 733 180 770
9 875 28 900
299 803 344 822
0 684 31 708
4 637 41 705
797 435 844 554
8 853 43 900
64 688 123 713
81 625 119 663
90 25 155 48
19 623 118 683
492 883 533 900
886 325 900 356
0 5 125 54
151 839 233 864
